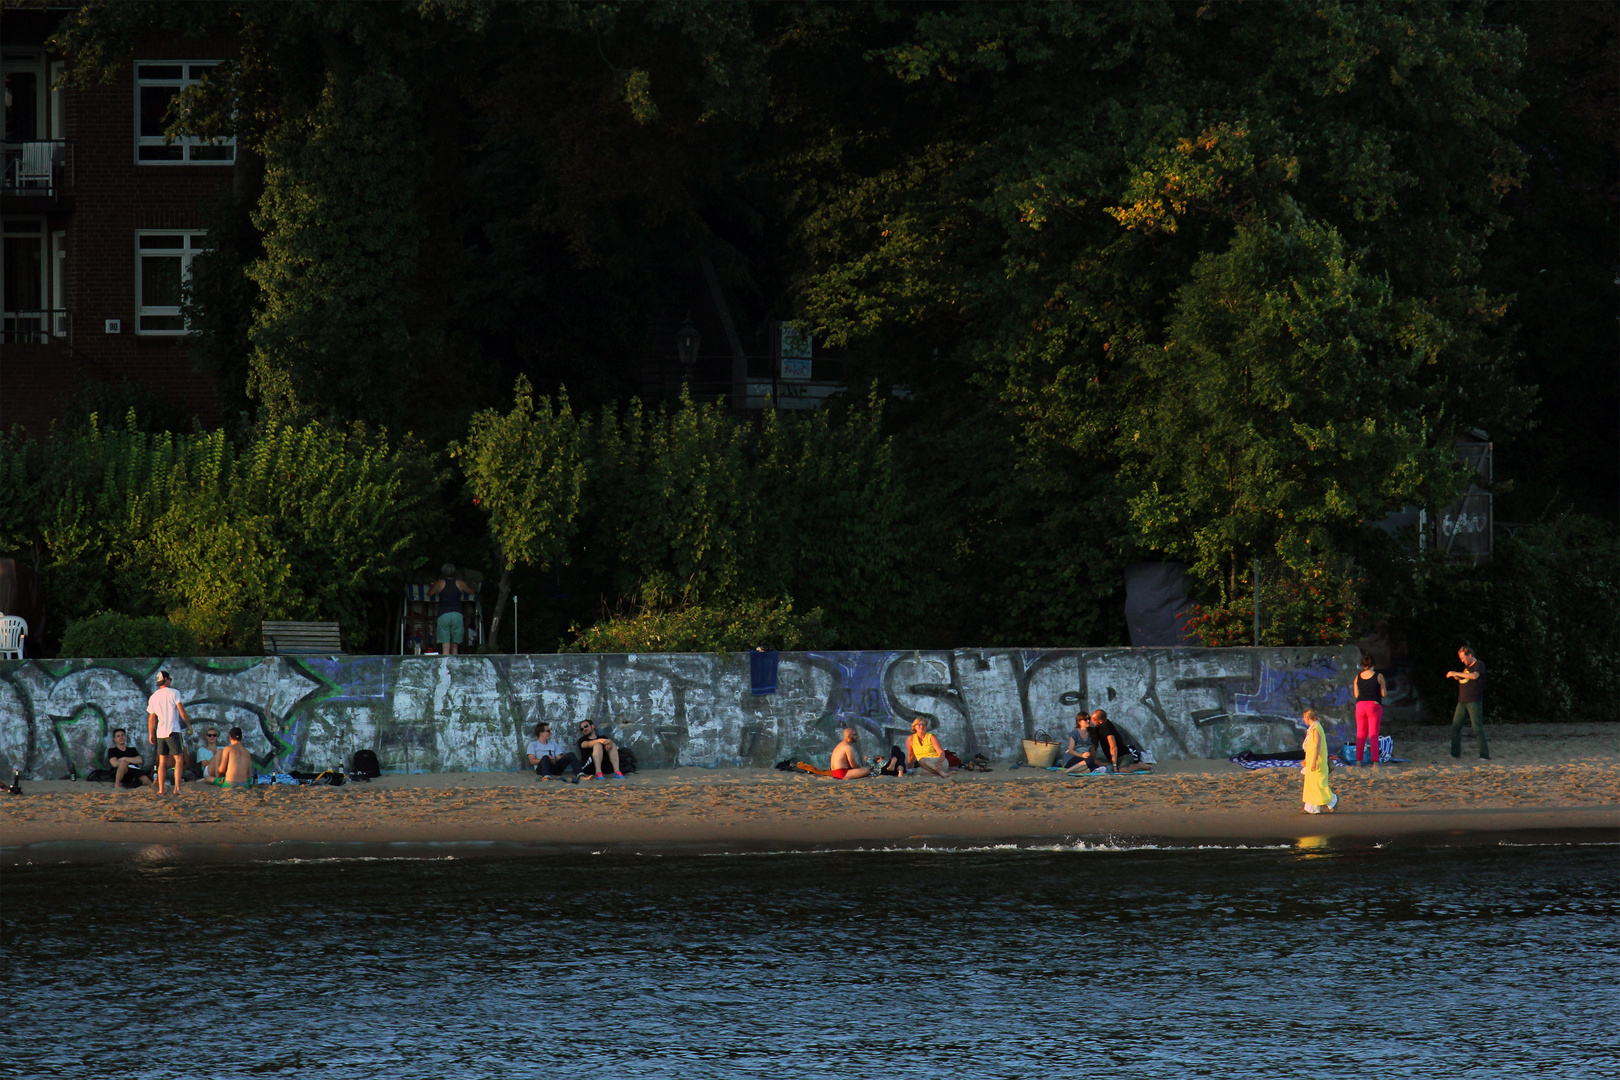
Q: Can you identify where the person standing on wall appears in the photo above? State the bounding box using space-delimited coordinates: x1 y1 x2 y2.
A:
1352 655 1387 766
426 563 475 656
145 670 191 795
1446 645 1490 760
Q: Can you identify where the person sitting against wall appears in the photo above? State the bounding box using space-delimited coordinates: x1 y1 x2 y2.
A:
106 728 150 789
906 718 951 778
527 722 582 782
189 726 224 781
1086 709 1152 773
1062 712 1093 770
576 719 623 780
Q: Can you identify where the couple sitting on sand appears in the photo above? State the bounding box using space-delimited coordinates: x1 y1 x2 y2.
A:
1063 710 1152 774
799 718 954 780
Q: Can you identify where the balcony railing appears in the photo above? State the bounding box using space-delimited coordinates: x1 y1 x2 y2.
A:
1 141 74 200
1 310 71 345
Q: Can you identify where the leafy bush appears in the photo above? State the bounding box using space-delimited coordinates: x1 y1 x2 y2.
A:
566 591 830 654
4 411 440 654
59 612 199 658
1184 559 1364 647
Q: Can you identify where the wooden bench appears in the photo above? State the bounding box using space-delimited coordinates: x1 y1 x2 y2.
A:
261 621 344 656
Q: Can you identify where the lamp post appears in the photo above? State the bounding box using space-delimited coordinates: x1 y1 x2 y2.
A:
676 314 700 382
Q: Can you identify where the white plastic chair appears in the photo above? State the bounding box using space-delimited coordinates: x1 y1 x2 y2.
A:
0 614 26 659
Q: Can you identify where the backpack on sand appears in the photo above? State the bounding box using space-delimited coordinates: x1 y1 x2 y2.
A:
350 749 381 780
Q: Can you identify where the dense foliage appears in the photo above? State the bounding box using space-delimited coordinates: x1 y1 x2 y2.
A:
6 2 1610 718
566 595 829 654
0 413 436 653
1393 519 1620 724
59 612 199 659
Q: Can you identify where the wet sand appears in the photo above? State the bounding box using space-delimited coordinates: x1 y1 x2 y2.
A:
3 723 1615 852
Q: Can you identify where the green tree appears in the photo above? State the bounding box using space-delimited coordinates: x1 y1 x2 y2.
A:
453 376 588 650
587 389 756 605
1122 213 1465 596
774 1 1531 619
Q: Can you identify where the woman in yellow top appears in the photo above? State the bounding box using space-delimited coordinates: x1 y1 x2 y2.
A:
906 718 950 778
1300 709 1338 814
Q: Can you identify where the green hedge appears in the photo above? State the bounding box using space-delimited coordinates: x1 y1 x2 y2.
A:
59 612 200 658
566 595 830 654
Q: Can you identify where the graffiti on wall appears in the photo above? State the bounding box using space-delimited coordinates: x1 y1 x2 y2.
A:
0 647 1357 779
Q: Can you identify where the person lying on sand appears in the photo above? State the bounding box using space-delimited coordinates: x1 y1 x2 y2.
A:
826 729 873 779
211 728 253 789
907 718 951 778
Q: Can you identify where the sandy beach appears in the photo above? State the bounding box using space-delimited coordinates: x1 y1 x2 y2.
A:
4 722 1615 854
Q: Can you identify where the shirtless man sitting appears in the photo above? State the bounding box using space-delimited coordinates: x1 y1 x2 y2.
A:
827 728 872 779
212 728 253 789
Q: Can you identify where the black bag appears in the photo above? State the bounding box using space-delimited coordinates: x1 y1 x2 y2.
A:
86 768 115 783
350 749 380 779
618 747 638 774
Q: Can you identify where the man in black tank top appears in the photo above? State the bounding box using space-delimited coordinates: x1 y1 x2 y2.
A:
427 562 475 655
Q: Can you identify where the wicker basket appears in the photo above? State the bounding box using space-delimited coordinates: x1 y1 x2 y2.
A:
1022 731 1060 768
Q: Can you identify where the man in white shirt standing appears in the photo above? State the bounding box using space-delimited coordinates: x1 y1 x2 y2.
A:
146 670 192 795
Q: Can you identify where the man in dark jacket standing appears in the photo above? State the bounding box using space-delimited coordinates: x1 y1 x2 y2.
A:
1446 645 1490 760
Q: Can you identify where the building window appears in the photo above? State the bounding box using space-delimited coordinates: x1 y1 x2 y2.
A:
2 216 48 342
135 62 235 164
136 231 205 334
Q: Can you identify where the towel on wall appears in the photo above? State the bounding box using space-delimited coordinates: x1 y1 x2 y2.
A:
750 649 779 695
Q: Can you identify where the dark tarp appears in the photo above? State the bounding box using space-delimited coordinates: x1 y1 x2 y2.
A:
1123 562 1195 647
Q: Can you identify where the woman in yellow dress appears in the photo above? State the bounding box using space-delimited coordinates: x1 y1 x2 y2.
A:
1300 709 1338 814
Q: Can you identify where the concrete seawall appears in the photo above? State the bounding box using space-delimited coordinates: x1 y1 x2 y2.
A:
0 647 1358 779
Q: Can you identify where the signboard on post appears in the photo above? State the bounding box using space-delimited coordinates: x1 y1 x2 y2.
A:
777 322 812 380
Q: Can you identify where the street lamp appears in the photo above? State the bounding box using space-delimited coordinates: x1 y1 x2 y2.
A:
676 314 701 381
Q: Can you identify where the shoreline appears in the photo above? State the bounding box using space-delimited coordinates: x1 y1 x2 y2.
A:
4 728 1616 860
7 821 1618 867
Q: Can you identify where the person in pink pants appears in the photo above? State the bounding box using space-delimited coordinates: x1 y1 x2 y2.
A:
1352 654 1388 766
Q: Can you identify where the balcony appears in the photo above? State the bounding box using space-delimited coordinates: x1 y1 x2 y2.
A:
1 309 71 345
1 141 74 211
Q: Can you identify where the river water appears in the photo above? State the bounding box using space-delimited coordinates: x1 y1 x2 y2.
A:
3 837 1616 1079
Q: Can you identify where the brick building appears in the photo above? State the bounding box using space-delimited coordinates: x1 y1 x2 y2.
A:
2 6 229 433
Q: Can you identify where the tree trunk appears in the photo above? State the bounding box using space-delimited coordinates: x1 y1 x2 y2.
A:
486 548 513 653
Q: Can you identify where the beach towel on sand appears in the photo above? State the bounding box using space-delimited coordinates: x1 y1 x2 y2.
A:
1230 751 1346 771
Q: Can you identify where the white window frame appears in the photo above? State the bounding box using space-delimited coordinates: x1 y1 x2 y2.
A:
134 61 235 165
135 230 206 335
